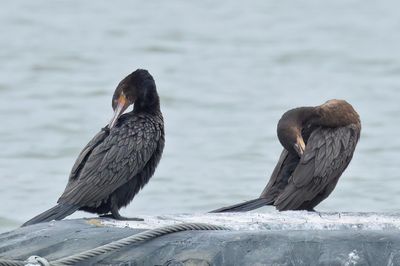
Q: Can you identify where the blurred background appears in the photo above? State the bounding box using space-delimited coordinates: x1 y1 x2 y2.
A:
0 0 399 233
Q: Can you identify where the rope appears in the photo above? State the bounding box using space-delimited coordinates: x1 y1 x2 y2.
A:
0 255 51 266
52 223 228 265
0 222 229 266
0 259 24 266
26 256 50 266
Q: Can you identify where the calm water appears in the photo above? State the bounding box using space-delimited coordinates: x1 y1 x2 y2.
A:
0 0 399 233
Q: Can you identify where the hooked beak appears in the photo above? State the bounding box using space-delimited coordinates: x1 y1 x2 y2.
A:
294 136 306 157
108 93 130 128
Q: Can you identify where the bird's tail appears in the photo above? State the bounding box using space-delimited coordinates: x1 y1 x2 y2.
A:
22 204 79 227
210 198 273 213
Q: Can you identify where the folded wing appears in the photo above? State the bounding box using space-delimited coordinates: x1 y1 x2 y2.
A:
58 116 161 207
274 124 360 211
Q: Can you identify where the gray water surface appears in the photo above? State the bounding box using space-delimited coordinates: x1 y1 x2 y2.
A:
1 1 400 232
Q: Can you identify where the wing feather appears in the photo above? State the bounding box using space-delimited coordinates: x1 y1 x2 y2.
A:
259 149 300 202
58 115 162 206
68 129 109 182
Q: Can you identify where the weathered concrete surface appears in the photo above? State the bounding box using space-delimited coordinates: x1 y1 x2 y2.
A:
1 213 400 265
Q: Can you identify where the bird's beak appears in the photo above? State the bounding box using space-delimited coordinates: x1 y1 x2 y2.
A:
108 93 129 128
294 136 306 157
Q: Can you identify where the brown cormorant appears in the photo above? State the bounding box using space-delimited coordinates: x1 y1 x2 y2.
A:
212 99 361 212
23 69 164 226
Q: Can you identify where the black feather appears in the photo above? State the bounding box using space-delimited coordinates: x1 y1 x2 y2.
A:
210 198 273 213
22 204 79 227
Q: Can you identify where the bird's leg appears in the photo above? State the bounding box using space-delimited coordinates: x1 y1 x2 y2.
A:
109 195 144 221
110 208 143 221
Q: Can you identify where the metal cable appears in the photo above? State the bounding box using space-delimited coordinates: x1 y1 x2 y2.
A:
0 259 24 266
0 222 229 266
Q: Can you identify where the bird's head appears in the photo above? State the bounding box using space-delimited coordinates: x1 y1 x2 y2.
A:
109 69 159 128
277 122 306 157
276 107 312 157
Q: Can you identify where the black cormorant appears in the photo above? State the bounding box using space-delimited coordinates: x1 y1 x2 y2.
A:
23 69 164 226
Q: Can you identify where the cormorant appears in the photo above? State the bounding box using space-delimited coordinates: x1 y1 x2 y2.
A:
212 99 361 212
23 69 165 226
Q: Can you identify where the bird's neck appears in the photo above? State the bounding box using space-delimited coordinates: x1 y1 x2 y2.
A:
316 103 360 128
133 93 161 115
284 106 317 127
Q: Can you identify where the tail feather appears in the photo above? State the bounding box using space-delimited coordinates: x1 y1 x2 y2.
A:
22 204 79 227
210 198 273 213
